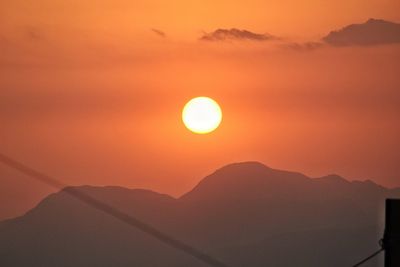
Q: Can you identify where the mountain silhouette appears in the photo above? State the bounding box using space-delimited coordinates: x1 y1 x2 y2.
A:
1 162 399 267
323 18 400 46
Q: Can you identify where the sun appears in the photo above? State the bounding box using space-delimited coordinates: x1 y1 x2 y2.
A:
182 97 222 134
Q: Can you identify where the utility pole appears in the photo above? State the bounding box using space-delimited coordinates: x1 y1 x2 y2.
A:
384 199 400 267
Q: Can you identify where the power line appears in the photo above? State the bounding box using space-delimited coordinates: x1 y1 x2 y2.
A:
352 248 383 267
352 239 384 267
0 152 232 267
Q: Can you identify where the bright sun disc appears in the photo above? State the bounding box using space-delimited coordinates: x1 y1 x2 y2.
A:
182 97 222 134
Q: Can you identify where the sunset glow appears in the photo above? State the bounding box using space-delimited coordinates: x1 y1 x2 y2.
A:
1 1 400 266
1 0 400 222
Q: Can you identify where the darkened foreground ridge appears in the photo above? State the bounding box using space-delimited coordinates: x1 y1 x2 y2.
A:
0 153 230 267
1 161 399 266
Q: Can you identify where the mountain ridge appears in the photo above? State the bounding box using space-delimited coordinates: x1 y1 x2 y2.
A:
1 161 398 267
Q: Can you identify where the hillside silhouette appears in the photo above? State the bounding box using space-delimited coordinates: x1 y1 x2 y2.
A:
1 162 398 267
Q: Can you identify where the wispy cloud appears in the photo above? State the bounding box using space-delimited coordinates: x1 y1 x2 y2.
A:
200 28 274 42
151 28 166 38
283 42 324 51
24 26 44 41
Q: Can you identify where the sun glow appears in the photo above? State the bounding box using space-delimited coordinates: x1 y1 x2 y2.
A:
182 97 222 134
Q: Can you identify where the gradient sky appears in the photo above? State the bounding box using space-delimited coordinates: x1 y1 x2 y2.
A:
1 0 400 220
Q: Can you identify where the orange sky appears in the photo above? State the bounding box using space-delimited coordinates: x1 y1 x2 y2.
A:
1 0 400 39
1 0 400 220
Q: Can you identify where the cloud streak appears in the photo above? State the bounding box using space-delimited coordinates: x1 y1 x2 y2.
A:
200 28 273 42
282 41 324 51
151 28 166 38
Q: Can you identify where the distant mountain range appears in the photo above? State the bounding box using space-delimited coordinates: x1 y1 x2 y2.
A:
1 162 399 267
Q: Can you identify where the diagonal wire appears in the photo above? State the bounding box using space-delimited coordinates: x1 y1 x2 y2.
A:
0 152 232 267
352 239 384 267
352 248 383 267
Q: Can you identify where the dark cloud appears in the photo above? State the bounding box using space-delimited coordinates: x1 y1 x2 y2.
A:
323 18 400 46
200 28 273 42
151 28 166 38
25 26 43 41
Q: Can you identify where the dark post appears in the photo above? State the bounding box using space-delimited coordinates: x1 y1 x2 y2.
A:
384 199 400 267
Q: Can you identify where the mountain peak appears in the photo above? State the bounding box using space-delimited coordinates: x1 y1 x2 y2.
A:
215 161 271 173
180 162 310 201
315 174 350 184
